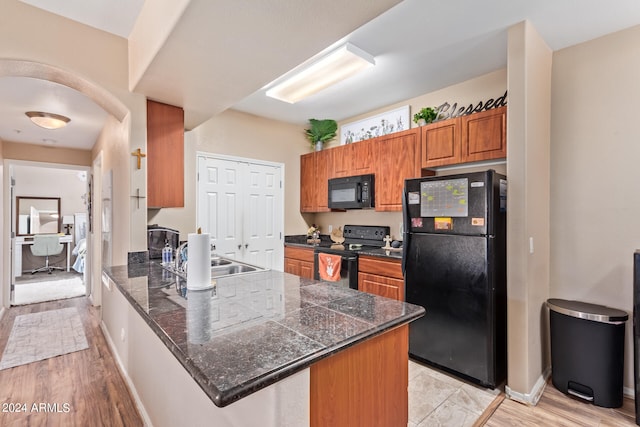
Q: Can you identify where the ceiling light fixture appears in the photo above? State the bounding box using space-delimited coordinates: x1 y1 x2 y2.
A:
266 42 375 104
25 111 71 130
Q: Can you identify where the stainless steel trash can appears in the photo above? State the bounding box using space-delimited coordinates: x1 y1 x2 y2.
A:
547 298 628 408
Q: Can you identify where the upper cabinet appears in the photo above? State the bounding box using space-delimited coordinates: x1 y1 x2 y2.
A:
421 117 461 168
461 106 507 163
330 138 376 178
299 107 507 213
147 100 185 208
300 150 330 213
421 106 507 169
376 128 421 211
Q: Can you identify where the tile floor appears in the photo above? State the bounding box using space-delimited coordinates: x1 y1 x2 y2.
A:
408 360 501 427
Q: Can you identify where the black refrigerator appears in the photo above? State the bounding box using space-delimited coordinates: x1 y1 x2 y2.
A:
402 170 507 388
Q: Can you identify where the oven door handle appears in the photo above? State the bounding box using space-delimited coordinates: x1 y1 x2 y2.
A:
342 256 357 261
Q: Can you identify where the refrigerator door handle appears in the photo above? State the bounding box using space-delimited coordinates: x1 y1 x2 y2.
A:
402 186 411 275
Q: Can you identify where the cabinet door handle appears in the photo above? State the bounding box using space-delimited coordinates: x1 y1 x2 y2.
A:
245 243 249 249
238 244 242 250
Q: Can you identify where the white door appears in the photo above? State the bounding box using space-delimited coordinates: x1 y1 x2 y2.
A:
197 156 243 260
197 155 283 269
243 163 282 269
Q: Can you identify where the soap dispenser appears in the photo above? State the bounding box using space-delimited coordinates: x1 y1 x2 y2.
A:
162 239 173 265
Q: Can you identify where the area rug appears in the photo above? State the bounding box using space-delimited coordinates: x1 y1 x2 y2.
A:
0 307 89 370
14 276 85 306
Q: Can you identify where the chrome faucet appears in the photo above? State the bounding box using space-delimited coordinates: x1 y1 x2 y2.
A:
174 242 188 274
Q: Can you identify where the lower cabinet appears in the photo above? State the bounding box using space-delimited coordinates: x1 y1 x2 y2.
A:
284 246 314 279
358 256 404 301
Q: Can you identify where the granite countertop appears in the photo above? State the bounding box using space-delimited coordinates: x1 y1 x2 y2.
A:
103 262 424 407
284 234 403 260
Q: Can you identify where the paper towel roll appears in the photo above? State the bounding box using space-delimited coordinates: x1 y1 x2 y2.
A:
187 232 212 290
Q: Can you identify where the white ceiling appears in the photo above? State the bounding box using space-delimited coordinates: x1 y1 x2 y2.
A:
3 0 640 150
0 77 108 149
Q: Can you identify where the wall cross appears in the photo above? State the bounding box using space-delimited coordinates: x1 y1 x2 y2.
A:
131 148 146 169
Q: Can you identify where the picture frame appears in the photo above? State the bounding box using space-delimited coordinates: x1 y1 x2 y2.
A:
340 105 410 145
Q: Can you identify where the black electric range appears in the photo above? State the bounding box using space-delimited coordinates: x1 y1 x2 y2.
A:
313 225 390 289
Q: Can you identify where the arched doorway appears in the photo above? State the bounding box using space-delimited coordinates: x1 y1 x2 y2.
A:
0 59 130 309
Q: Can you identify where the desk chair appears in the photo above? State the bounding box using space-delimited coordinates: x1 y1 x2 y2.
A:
30 234 64 274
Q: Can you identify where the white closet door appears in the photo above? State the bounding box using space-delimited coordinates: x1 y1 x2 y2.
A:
243 163 282 270
197 155 284 270
197 156 243 259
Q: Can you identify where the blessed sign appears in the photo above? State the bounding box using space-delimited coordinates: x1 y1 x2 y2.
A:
435 90 507 120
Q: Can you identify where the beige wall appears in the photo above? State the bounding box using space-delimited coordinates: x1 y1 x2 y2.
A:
0 141 4 309
148 109 309 240
506 21 552 400
0 1 127 92
551 24 640 391
2 141 91 166
92 114 133 267
13 165 87 218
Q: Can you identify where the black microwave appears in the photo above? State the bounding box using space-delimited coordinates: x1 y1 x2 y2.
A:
328 174 375 209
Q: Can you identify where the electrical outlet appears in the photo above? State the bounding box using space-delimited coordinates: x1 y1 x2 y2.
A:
120 328 126 342
399 222 404 236
328 225 333 233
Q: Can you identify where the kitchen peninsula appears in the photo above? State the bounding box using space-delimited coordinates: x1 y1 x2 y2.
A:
102 261 424 427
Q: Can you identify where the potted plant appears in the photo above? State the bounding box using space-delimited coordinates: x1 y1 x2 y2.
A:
304 119 337 151
413 107 438 126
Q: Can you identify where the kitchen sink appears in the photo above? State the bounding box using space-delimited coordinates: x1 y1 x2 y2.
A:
211 264 258 277
161 255 266 280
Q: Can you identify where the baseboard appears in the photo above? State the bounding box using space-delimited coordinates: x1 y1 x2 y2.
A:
506 367 636 404
505 367 550 406
624 385 635 400
100 321 153 427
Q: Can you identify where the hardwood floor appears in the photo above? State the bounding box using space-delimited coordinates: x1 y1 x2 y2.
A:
0 297 143 427
483 382 636 426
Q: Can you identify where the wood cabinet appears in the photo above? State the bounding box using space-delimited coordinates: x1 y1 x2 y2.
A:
358 256 404 301
461 106 507 162
299 107 507 212
147 99 185 208
375 128 421 211
311 324 408 427
421 117 462 168
284 246 315 279
330 139 376 178
421 106 507 169
300 150 330 213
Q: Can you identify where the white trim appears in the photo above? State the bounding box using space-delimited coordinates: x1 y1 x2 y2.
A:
195 151 284 169
100 321 153 427
625 385 635 399
507 368 636 404
505 367 550 406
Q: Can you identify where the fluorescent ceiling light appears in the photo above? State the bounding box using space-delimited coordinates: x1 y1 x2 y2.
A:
25 111 71 129
266 42 375 104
